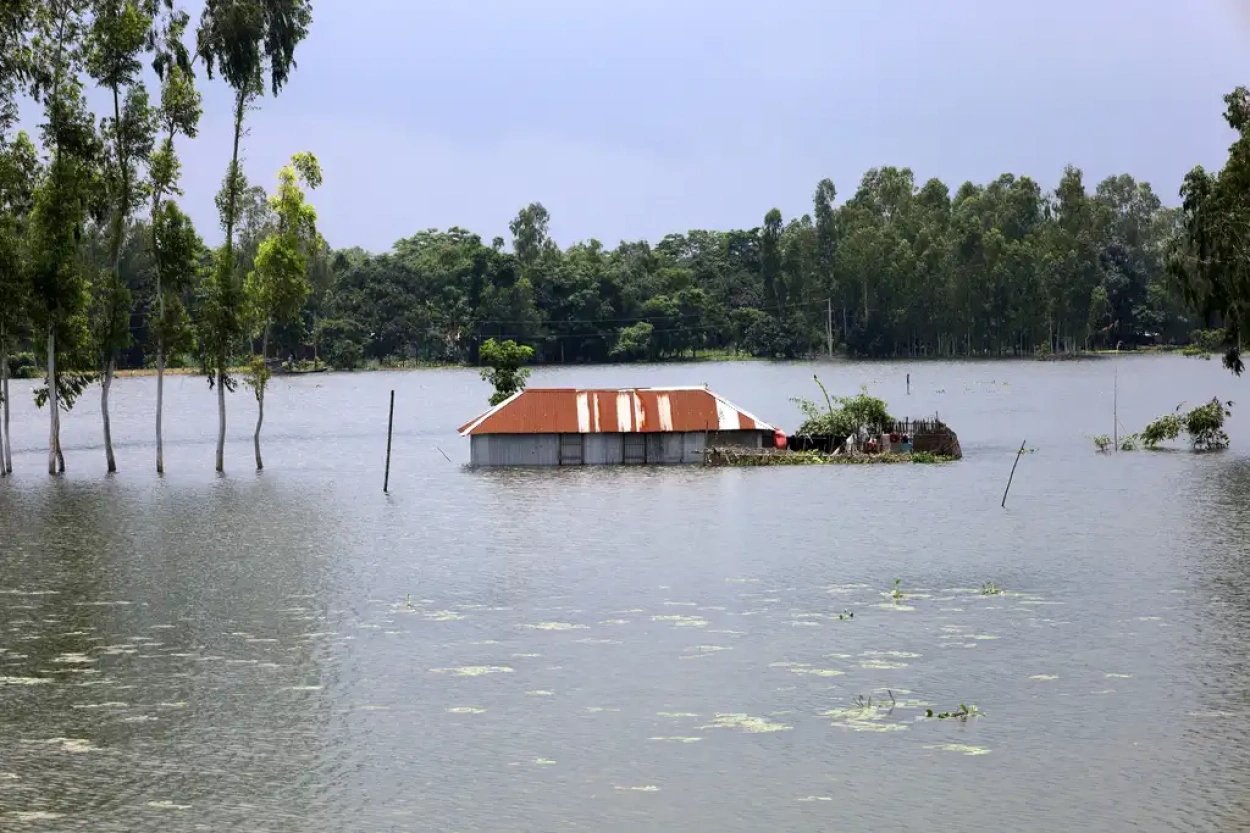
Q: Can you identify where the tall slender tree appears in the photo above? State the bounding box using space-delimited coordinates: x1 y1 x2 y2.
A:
27 0 102 475
195 0 312 473
244 151 321 470
1169 87 1250 375
0 131 40 475
147 59 200 473
86 0 157 472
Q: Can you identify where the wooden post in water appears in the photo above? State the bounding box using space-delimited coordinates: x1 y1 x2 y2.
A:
906 373 910 395
1113 364 1118 452
384 390 395 493
1001 439 1026 508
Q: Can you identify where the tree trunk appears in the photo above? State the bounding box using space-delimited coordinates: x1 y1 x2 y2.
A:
254 383 264 471
47 327 57 475
1 327 8 475
102 359 116 473
155 249 165 474
254 327 267 471
102 82 125 476
156 346 165 474
213 89 247 475
215 371 226 473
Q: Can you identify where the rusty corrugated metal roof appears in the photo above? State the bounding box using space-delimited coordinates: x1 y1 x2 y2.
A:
458 387 776 436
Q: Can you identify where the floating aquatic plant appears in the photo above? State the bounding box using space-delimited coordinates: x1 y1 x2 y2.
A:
980 582 1003 596
924 744 990 756
891 578 905 601
924 703 980 721
429 666 514 677
701 713 792 733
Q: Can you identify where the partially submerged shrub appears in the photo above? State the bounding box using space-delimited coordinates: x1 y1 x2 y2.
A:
1138 399 1231 451
1093 434 1112 452
1141 412 1183 449
1188 329 1226 355
1185 398 1232 450
925 704 981 721
792 376 893 439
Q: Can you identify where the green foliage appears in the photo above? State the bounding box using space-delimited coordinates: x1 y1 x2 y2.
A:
243 352 269 401
1093 434 1112 452
313 162 1194 369
890 578 904 601
479 337 533 406
7 351 36 378
610 321 654 361
196 247 244 390
910 451 938 463
980 582 1003 596
1184 398 1232 451
1137 399 1232 451
1188 329 1225 354
1119 434 1139 451
707 449 954 466
244 153 321 329
315 317 365 370
792 378 893 438
1140 412 1182 448
195 0 313 97
1169 88 1250 374
148 201 202 353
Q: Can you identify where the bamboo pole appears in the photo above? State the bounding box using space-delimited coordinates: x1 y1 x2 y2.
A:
384 390 395 493
1002 440 1026 508
1113 364 1118 452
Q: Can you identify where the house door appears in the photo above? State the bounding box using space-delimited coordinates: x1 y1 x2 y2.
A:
559 433 584 466
622 433 647 464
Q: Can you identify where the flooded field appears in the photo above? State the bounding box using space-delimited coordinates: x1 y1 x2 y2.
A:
1 355 1248 832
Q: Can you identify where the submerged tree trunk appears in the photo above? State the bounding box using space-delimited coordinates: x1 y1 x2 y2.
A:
156 345 165 473
102 84 125 477
215 371 226 473
254 383 264 470
46 327 57 475
102 359 116 472
254 327 268 471
155 254 166 473
215 90 247 476
1 327 8 475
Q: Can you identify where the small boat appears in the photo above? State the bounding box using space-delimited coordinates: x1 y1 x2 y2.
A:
275 365 329 376
264 357 329 375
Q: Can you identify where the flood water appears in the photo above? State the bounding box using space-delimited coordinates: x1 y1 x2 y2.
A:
1 355 1248 832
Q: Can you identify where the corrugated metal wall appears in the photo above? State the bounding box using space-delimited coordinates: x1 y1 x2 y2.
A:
469 431 766 467
470 434 560 466
707 430 765 448
584 433 624 465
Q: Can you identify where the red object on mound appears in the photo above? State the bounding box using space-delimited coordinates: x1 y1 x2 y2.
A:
774 429 788 449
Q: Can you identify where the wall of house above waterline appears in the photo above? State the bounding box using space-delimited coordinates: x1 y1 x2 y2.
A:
468 430 767 467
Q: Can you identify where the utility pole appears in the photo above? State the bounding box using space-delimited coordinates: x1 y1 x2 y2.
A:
826 298 833 358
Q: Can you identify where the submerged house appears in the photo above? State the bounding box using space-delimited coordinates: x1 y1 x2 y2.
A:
459 386 778 467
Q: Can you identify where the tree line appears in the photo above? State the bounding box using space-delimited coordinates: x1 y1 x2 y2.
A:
320 167 1192 370
2 7 1248 478
0 0 318 477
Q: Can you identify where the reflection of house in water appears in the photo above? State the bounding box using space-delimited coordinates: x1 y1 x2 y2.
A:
459 386 779 467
